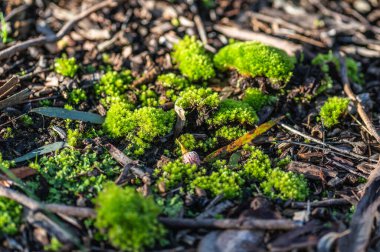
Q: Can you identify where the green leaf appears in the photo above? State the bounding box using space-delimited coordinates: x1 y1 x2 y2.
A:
31 107 105 124
13 142 68 163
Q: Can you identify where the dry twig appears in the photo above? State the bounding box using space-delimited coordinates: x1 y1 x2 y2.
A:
0 0 118 61
338 52 380 144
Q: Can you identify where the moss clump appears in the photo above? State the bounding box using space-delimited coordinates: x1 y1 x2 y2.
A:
68 88 87 105
242 145 272 181
0 197 22 235
155 160 201 190
95 69 133 105
243 88 277 110
191 160 244 199
214 126 247 141
138 85 159 107
30 148 120 203
66 129 82 147
172 36 215 81
319 96 350 128
176 87 220 121
54 54 79 78
214 41 295 84
261 168 308 201
208 99 258 127
157 73 190 90
95 183 165 252
312 51 364 85
103 102 175 155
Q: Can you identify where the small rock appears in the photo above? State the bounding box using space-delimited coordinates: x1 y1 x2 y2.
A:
353 0 371 13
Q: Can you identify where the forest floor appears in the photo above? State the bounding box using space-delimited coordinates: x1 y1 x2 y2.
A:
0 0 380 251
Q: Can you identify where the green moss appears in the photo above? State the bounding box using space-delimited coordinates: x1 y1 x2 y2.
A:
68 88 87 105
20 114 33 126
95 69 133 105
138 86 159 107
95 183 165 252
176 87 220 120
208 99 258 127
214 41 295 84
0 197 22 235
44 237 63 252
67 129 82 147
103 102 175 156
312 51 364 85
54 54 79 78
175 134 197 155
242 145 272 181
191 160 244 199
243 88 277 110
319 96 350 128
261 168 308 201
214 126 247 141
155 160 201 190
0 156 23 235
157 73 190 90
30 148 120 203
172 36 215 81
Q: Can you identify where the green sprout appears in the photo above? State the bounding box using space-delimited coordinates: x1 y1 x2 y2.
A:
54 54 79 78
103 102 175 156
20 115 33 126
68 88 87 105
172 36 215 81
0 13 8 44
319 96 350 128
214 41 295 85
95 183 165 252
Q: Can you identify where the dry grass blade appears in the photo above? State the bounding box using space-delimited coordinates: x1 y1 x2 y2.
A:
0 88 31 110
0 76 19 99
338 52 380 144
204 116 284 162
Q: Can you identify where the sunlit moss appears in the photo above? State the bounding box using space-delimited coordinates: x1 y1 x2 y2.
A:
319 96 350 128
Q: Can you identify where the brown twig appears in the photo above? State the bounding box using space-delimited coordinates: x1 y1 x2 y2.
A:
338 52 380 144
159 217 298 230
280 123 376 162
0 0 118 61
290 198 353 209
0 186 96 218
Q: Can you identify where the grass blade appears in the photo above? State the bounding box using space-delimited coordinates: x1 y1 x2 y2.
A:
204 116 284 162
13 141 68 163
31 107 105 124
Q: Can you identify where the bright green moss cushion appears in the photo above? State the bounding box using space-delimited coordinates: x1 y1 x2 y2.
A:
214 41 295 84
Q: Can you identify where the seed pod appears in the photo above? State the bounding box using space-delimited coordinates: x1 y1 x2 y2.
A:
176 139 201 166
182 151 201 166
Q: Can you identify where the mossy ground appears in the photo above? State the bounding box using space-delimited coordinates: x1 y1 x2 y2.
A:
0 5 371 251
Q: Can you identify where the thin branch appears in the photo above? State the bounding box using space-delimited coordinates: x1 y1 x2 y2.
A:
0 0 118 61
338 52 380 144
0 186 96 218
280 123 376 162
159 217 298 230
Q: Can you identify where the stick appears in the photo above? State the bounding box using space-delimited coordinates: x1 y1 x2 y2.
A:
0 186 96 218
0 0 118 61
159 217 297 230
338 52 380 144
280 123 376 162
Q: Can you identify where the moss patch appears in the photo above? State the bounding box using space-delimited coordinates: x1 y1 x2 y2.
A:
319 96 350 128
214 41 295 85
